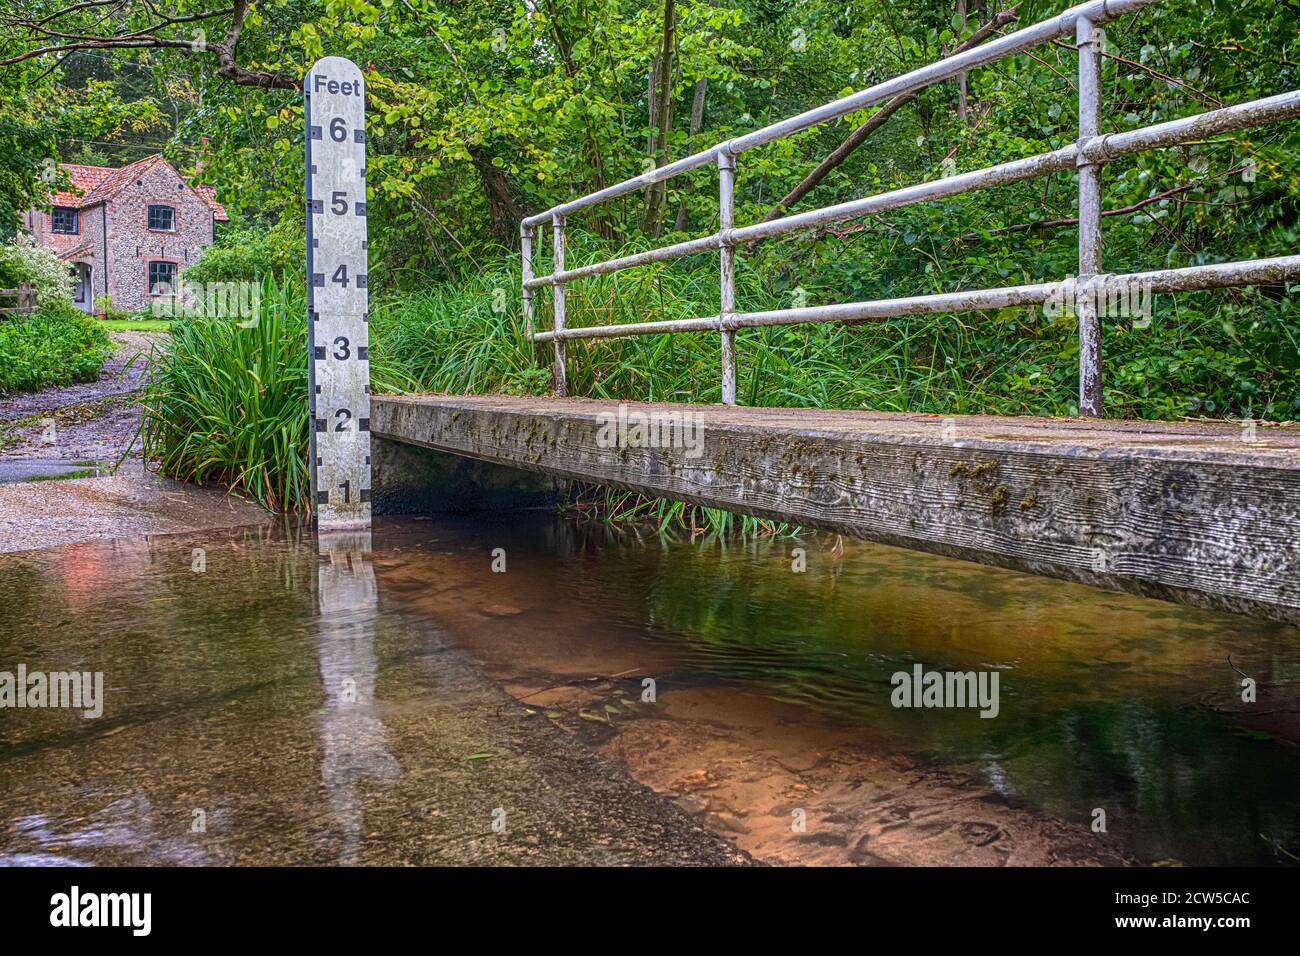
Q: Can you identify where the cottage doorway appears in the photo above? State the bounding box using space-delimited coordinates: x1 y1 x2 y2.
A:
71 263 92 312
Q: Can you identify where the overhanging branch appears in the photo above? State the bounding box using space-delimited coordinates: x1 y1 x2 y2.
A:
0 0 296 90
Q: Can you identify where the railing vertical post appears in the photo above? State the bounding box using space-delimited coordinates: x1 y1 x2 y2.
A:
1076 15 1104 417
520 223 535 341
551 213 568 397
718 151 737 405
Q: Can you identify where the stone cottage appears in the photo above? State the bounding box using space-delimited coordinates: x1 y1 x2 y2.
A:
23 154 228 313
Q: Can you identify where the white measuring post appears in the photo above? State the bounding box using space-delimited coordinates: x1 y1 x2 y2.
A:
306 57 372 528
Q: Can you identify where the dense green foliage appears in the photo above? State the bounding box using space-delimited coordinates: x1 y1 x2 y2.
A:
375 230 1300 419
0 300 111 396
0 53 159 240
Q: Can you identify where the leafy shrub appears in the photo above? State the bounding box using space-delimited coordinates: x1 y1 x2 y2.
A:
0 236 73 305
181 235 271 285
0 299 110 395
183 218 303 286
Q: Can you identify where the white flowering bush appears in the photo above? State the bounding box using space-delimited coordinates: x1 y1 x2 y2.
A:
0 235 73 305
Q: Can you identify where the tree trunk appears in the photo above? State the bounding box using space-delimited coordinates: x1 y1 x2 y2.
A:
673 77 707 232
642 0 676 237
542 0 611 236
543 0 608 214
470 147 522 250
956 0 969 123
646 58 660 155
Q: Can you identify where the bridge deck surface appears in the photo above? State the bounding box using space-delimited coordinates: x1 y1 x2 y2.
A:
372 394 1299 624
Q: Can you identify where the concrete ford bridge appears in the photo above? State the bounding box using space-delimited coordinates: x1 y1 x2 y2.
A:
337 3 1300 628
371 395 1300 627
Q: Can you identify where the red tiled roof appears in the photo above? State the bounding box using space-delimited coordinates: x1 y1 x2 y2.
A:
52 154 163 206
194 183 229 222
50 154 228 221
51 164 112 206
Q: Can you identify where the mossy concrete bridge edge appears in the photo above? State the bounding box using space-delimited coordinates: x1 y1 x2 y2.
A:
371 394 1300 626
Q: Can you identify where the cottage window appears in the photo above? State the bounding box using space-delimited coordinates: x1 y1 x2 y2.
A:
148 261 177 296
51 207 78 234
147 205 176 231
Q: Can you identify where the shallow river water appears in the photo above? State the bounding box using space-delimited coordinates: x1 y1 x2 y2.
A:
2 514 1297 866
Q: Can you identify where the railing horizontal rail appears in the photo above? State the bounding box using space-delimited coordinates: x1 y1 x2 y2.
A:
525 89 1300 291
521 0 1159 229
524 233 722 290
531 255 1300 342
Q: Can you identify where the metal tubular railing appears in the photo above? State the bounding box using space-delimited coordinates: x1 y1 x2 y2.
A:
519 0 1300 414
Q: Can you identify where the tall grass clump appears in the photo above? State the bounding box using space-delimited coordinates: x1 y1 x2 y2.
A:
371 230 780 402
141 275 310 511
370 263 545 396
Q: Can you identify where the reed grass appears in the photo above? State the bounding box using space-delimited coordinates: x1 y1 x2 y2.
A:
140 276 311 511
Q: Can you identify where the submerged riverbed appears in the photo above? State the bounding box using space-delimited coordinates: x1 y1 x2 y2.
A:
1 513 1297 866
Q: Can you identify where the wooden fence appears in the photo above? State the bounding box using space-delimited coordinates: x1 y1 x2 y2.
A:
0 283 36 317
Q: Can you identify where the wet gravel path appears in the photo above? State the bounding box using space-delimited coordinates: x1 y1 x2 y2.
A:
0 331 163 474
0 330 158 422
